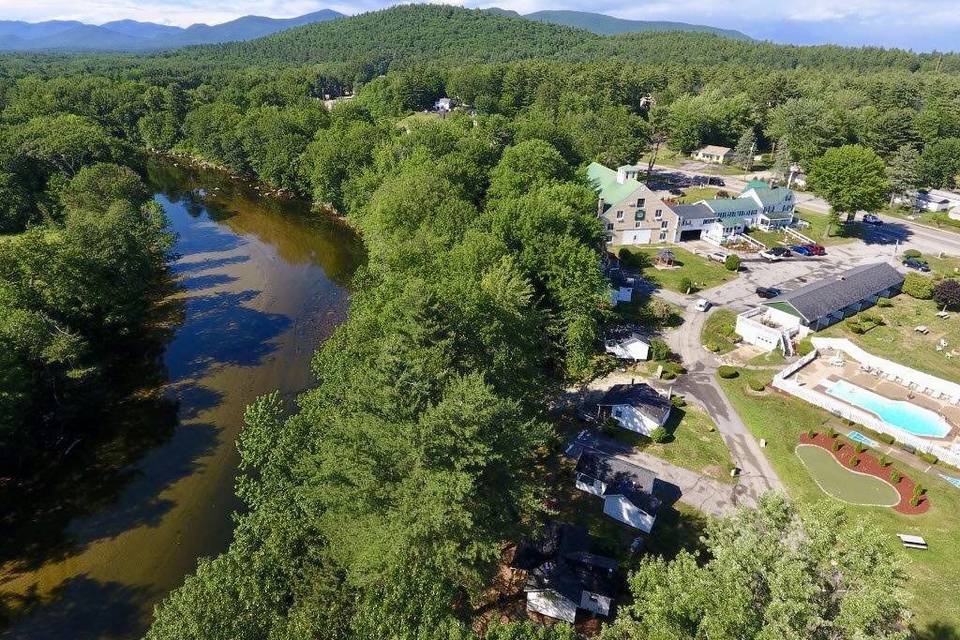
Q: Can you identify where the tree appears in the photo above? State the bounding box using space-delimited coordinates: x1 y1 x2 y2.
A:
602 493 908 640
919 138 960 189
771 136 791 183
933 279 960 309
8 114 117 177
730 128 756 170
60 163 149 214
903 272 934 299
886 144 921 206
724 254 741 271
808 145 889 222
487 139 570 201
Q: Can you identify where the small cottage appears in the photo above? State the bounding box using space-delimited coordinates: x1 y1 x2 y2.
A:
595 383 672 435
574 450 661 533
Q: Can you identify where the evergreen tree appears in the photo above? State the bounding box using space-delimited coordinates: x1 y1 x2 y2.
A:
772 136 792 183
886 144 920 206
731 127 756 170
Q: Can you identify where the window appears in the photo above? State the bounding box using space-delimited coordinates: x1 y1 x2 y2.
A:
661 221 668 228
606 223 614 230
654 209 662 219
637 198 645 208
659 231 667 240
616 210 624 220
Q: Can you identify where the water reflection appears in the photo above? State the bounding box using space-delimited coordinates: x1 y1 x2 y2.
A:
0 158 362 638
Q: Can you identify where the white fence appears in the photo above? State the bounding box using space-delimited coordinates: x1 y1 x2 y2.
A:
773 340 960 467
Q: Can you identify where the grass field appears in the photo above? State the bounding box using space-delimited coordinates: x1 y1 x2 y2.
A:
719 369 960 633
700 309 739 354
675 186 724 204
604 403 735 483
617 245 737 294
795 209 862 246
795 444 900 506
820 295 960 382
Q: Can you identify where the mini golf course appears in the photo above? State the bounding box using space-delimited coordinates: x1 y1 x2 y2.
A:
796 444 901 507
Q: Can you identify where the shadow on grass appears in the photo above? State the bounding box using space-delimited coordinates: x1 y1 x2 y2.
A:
914 622 959 640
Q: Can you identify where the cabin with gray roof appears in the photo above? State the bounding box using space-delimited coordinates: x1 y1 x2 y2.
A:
594 383 672 435
574 449 661 533
587 162 678 246
511 521 619 623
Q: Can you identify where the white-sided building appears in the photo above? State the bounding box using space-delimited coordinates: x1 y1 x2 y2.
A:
604 334 650 361
670 180 795 245
692 145 732 164
595 383 672 435
574 449 661 533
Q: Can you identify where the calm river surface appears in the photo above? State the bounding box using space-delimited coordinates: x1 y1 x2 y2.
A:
0 159 362 639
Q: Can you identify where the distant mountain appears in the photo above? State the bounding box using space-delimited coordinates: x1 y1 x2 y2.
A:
522 9 752 40
0 9 345 51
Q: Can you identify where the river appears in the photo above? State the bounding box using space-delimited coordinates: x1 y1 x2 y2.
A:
0 159 363 639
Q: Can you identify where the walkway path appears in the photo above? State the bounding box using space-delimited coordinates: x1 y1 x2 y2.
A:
570 431 753 517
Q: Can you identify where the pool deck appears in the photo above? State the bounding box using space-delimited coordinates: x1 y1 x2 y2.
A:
796 357 960 443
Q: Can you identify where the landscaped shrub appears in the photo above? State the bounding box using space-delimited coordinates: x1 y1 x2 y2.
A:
902 249 922 259
670 395 686 408
879 455 892 467
832 440 842 452
849 455 860 466
795 339 814 356
855 442 867 454
914 484 927 496
748 379 765 392
891 469 903 483
724 254 741 271
704 341 720 353
827 427 838 439
933 279 960 310
878 433 896 445
806 428 817 438
678 276 694 293
718 366 739 379
649 338 672 361
650 426 669 443
903 272 934 300
910 496 920 507
920 452 939 465
877 297 893 307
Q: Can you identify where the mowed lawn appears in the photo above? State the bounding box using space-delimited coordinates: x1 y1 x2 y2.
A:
720 369 960 633
606 403 735 483
795 209 862 246
820 294 960 382
617 245 737 293
675 186 724 204
700 308 739 354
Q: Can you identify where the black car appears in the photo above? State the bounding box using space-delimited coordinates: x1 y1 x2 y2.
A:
903 257 931 272
755 286 781 299
768 246 792 257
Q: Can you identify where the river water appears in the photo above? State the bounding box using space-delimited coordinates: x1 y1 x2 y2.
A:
0 159 363 639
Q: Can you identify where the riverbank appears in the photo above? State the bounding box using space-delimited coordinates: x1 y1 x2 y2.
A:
0 159 363 639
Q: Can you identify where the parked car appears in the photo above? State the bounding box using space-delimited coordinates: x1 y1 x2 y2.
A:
903 257 931 272
708 251 729 263
759 250 782 261
694 298 711 312
790 245 814 256
769 246 792 256
863 213 884 225
755 286 781 299
803 244 826 256
708 177 725 186
669 188 684 195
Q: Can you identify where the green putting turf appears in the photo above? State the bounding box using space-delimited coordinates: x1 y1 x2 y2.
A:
795 445 900 507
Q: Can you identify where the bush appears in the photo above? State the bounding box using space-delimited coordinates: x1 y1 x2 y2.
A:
650 426 669 443
878 433 895 445
832 440 842 452
903 272 934 299
704 341 720 353
902 249 922 259
724 254 741 271
849 455 860 466
649 339 672 361
877 297 892 308
919 451 939 465
891 469 903 483
670 395 686 408
718 365 739 379
933 279 960 310
914 484 927 496
827 427 838 439
795 338 814 356
806 428 817 438
879 455 892 467
678 276 694 293
748 379 765 392
855 442 867 454
910 496 920 507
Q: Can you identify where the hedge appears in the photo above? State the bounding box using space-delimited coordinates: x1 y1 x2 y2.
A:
748 379 765 392
878 433 895 445
919 452 939 465
718 365 739 379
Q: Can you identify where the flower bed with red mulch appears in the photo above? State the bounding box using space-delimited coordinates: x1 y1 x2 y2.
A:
799 431 930 515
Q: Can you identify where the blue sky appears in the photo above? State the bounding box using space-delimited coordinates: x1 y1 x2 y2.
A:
1 0 958 52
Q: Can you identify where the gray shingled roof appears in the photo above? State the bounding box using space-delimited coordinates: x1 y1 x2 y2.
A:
763 262 904 322
598 383 672 423
575 449 656 494
672 202 715 220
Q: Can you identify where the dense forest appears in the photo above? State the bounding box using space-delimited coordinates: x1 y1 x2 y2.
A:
0 4 954 638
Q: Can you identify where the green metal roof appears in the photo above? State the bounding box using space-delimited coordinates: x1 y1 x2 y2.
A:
743 179 769 191
750 186 793 208
764 301 803 319
702 198 755 215
717 216 746 229
587 162 642 207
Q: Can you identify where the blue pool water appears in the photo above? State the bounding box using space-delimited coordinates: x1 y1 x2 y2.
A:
826 380 951 438
939 473 960 489
847 430 880 448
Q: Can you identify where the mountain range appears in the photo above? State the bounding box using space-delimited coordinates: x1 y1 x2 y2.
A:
0 10 345 51
0 8 750 52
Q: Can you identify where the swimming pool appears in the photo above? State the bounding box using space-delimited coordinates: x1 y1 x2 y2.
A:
826 380 951 438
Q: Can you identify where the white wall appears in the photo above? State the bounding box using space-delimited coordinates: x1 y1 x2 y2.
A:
622 229 653 244
575 473 607 497
527 591 577 623
611 404 665 435
580 591 612 616
603 495 656 532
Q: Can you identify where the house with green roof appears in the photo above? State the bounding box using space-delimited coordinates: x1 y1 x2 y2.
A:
670 180 795 246
587 162 678 246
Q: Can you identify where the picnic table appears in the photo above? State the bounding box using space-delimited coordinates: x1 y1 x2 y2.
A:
915 325 930 334
897 534 928 550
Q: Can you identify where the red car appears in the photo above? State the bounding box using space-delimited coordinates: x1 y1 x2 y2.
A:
804 244 826 256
